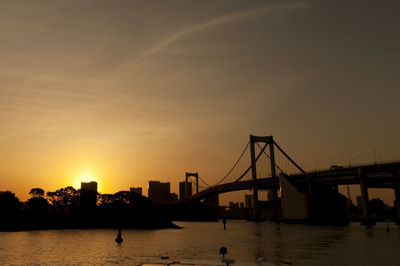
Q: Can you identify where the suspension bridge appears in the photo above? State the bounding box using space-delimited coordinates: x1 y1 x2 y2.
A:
181 135 400 225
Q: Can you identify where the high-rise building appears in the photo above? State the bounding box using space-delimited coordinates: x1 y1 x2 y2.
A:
179 181 192 201
169 193 179 203
148 181 170 204
81 181 98 209
130 187 142 196
245 194 253 209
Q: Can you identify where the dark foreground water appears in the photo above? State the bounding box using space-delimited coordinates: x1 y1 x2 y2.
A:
0 221 399 265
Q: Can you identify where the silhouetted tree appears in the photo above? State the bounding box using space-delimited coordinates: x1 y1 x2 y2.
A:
129 192 152 208
98 191 131 211
98 193 115 206
0 187 178 231
0 191 21 214
0 191 22 230
29 188 45 198
46 186 80 212
114 191 131 204
28 188 49 213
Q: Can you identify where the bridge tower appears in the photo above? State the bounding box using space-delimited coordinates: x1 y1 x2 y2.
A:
185 172 199 200
250 135 277 219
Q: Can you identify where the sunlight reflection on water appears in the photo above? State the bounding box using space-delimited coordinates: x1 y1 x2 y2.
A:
0 221 399 265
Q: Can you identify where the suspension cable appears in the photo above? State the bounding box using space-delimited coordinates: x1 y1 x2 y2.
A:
187 176 205 190
256 142 286 174
214 141 250 185
233 143 268 182
198 175 211 187
273 140 306 174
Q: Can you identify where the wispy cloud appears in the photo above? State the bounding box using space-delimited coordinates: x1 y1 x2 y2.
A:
140 2 307 60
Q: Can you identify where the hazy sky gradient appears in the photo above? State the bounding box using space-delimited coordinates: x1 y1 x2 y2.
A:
0 0 399 203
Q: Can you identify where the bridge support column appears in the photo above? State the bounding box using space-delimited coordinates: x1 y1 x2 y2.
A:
249 135 279 220
269 142 278 201
394 186 400 225
185 176 189 201
250 135 259 219
185 172 199 201
360 179 375 226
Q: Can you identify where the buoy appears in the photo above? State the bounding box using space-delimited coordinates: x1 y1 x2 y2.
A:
115 227 123 243
219 246 227 258
220 247 235 265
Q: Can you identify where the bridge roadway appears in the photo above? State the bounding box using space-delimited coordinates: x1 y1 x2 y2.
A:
189 161 400 201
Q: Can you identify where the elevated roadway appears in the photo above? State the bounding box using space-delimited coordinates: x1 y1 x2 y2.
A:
190 162 400 201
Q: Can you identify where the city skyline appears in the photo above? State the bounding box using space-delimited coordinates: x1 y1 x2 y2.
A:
1 0 399 204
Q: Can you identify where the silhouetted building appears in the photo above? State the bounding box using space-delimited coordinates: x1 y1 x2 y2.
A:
148 181 170 204
169 193 178 203
179 181 192 201
130 187 142 196
80 181 97 209
245 194 253 209
310 184 348 225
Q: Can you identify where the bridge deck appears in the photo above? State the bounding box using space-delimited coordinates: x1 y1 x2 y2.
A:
190 162 400 201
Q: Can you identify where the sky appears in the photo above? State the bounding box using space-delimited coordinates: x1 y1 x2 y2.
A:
0 0 399 204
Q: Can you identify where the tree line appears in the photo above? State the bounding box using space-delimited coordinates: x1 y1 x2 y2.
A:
0 187 179 231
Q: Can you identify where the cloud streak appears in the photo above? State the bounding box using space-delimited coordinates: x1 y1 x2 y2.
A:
140 2 307 60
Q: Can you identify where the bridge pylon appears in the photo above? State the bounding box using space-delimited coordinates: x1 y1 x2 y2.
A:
185 172 199 200
250 135 278 219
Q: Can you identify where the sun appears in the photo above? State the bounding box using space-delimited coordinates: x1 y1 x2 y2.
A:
74 170 98 190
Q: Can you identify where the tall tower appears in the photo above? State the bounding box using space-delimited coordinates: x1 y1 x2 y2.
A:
185 172 199 200
249 135 277 219
80 181 98 209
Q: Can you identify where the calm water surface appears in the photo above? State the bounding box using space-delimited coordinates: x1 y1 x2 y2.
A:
0 221 399 265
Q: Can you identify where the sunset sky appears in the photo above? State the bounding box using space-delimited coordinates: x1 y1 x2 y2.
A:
0 0 399 204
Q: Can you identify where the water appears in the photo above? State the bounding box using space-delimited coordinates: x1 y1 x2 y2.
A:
0 221 399 265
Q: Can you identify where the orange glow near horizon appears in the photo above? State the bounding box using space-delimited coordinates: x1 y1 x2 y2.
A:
74 170 96 190
0 1 399 207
